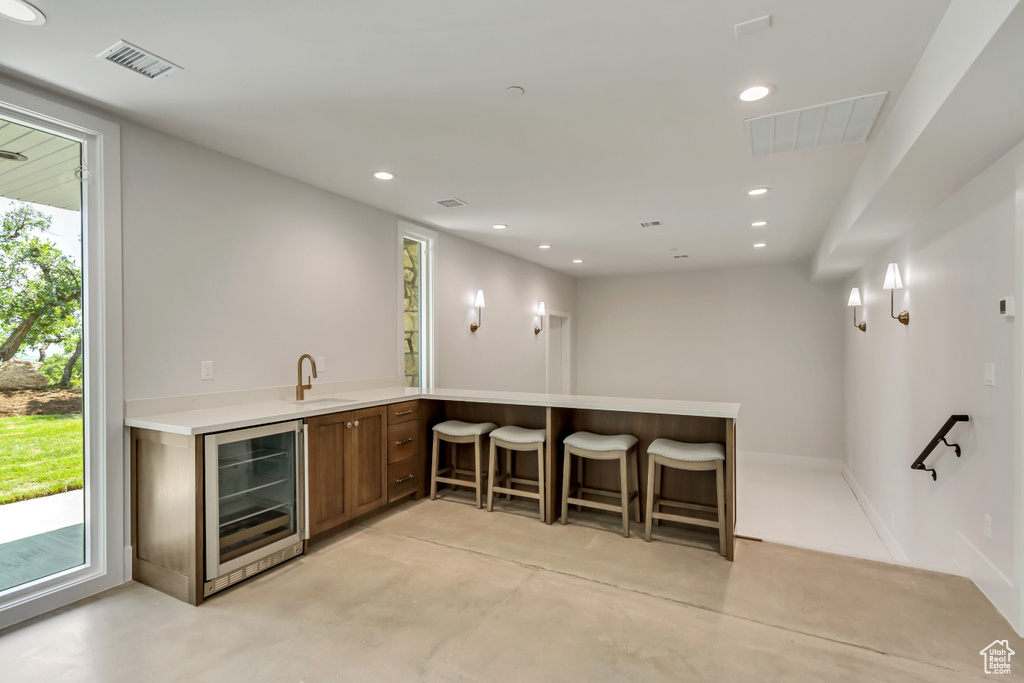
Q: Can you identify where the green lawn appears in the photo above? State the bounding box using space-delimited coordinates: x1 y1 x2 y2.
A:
0 413 83 505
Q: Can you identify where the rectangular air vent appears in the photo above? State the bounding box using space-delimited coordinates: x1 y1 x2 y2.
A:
97 40 182 79
435 198 467 208
640 221 661 228
745 92 886 157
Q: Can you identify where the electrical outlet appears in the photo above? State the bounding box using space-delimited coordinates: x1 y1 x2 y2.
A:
316 356 325 373
984 514 992 540
201 361 214 380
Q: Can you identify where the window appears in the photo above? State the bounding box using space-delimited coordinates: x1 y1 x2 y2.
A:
398 222 434 389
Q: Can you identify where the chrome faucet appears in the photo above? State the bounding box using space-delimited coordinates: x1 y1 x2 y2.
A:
296 354 318 401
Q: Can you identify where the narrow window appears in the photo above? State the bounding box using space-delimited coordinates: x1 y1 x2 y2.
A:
398 222 434 389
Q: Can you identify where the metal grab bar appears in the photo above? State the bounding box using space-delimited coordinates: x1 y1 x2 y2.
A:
911 415 969 480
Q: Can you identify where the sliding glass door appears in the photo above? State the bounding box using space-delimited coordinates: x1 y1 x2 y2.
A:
0 79 123 630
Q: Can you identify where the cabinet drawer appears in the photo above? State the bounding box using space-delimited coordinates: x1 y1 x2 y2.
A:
387 400 419 425
387 421 419 464
388 458 419 502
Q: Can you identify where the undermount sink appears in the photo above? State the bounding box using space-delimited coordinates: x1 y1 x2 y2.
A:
290 397 355 406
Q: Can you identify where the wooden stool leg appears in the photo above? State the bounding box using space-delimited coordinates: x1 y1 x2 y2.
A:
644 454 656 541
561 448 572 525
716 460 726 556
630 450 641 523
618 453 630 538
536 444 546 522
505 450 512 500
487 438 497 512
653 459 663 526
474 436 483 509
576 457 585 512
430 431 440 500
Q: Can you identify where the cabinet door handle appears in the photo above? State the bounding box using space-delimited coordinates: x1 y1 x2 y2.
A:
395 410 414 416
394 438 414 446
346 422 352 429
395 474 415 483
354 420 359 427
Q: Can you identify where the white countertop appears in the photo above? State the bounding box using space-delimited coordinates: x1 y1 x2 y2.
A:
124 386 740 436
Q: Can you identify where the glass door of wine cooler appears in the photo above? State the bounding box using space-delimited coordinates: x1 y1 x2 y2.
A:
204 421 304 580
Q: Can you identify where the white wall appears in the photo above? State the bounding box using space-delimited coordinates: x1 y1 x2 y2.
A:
843 138 1024 631
575 265 844 461
434 232 577 392
121 124 400 400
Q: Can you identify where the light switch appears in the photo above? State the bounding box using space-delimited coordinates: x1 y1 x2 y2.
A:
316 356 325 372
201 361 214 380
984 363 995 387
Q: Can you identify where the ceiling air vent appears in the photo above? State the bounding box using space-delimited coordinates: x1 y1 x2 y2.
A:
434 198 467 208
745 92 886 157
97 40 182 80
640 221 661 228
673 254 689 259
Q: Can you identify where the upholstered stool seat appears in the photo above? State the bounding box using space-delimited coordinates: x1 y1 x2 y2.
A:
486 425 547 522
430 420 497 508
644 438 726 555
560 431 640 537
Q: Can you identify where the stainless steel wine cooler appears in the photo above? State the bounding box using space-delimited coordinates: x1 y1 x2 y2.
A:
203 420 305 596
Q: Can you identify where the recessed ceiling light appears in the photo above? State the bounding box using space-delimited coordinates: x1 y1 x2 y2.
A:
751 220 768 227
492 224 507 230
753 243 767 248
0 0 45 24
539 244 551 249
748 187 769 196
0 150 28 161
739 84 774 102
373 171 395 180
506 86 525 97
572 259 583 264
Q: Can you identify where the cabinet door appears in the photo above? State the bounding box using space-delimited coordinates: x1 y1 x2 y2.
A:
345 406 387 518
306 412 348 536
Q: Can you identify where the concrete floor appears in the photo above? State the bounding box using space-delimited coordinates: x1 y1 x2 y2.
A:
1 492 1021 681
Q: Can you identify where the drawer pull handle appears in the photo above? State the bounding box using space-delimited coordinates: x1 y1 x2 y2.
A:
395 474 415 484
394 438 414 446
394 409 414 416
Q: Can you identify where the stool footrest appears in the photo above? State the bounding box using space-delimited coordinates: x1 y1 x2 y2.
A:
491 486 541 501
565 495 636 514
434 475 481 489
656 499 717 514
651 508 720 529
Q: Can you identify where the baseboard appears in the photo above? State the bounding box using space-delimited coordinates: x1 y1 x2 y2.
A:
952 531 1019 633
841 466 910 564
738 450 842 472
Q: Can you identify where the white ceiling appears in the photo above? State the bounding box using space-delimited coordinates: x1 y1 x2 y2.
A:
0 1 959 277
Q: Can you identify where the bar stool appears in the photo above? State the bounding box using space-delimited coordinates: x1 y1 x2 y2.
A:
430 420 497 508
644 438 726 556
561 431 640 537
486 425 547 522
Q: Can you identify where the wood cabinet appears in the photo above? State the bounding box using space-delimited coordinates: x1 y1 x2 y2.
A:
385 401 423 502
306 406 387 537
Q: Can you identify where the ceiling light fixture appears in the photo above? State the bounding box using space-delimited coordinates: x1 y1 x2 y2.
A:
739 84 774 102
0 0 45 24
506 86 525 97
572 259 583 264
373 171 395 180
753 243 767 248
751 221 767 227
539 244 551 249
748 187 769 196
492 224 507 230
0 150 28 161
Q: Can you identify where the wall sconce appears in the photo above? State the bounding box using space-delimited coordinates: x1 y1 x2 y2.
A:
534 301 546 335
470 289 485 332
883 263 909 325
847 288 866 332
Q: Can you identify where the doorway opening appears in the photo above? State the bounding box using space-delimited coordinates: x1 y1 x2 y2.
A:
544 311 572 394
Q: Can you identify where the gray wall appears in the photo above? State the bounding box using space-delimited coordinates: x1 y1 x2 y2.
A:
576 264 845 461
